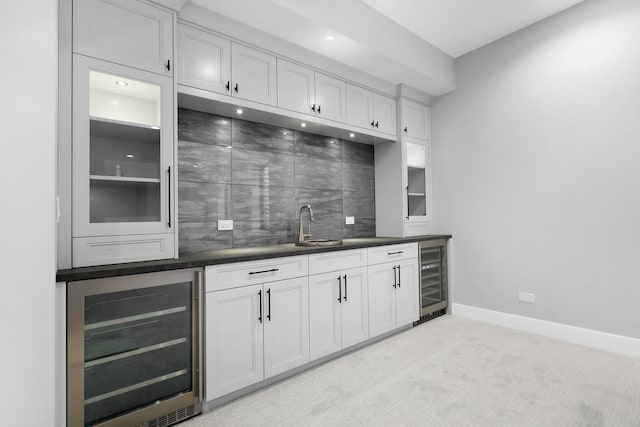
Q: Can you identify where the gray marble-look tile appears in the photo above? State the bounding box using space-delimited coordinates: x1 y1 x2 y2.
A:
232 148 295 187
178 140 231 184
342 218 376 238
178 108 231 146
295 157 343 190
342 163 374 191
232 221 297 247
303 218 344 241
343 190 375 218
231 185 295 222
179 221 233 254
342 141 374 164
232 119 294 155
178 182 231 222
294 188 343 219
295 132 342 160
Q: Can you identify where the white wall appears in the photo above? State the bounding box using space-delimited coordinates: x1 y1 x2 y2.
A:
0 1 57 425
432 0 640 339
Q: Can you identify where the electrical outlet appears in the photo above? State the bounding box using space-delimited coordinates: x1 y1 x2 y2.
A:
217 219 233 231
345 216 355 225
518 292 535 304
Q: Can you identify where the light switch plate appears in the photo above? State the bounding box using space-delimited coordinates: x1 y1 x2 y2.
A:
218 220 234 231
345 216 355 225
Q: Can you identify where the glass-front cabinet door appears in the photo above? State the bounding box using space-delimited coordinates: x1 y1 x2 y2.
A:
72 55 175 267
404 138 431 225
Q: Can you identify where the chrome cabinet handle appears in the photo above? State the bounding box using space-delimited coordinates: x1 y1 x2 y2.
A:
392 266 397 288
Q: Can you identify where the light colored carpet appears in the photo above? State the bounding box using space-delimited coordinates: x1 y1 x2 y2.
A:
182 315 640 427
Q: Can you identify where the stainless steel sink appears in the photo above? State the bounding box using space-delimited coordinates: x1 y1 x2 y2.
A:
295 239 343 247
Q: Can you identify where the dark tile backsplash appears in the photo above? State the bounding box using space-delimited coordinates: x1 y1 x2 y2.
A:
177 108 376 253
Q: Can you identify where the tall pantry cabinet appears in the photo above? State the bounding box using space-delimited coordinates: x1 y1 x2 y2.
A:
375 97 433 237
63 0 178 267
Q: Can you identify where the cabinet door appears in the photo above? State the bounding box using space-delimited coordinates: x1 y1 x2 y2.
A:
314 72 347 123
394 258 420 327
263 277 309 378
346 84 373 130
367 263 397 338
277 59 315 116
401 98 430 140
73 0 173 76
205 284 264 400
309 272 342 361
231 43 277 106
404 138 431 225
72 55 175 266
340 267 369 349
373 93 397 135
177 24 230 95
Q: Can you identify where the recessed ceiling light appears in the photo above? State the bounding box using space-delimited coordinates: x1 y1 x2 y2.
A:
282 131 288 135
325 35 335 41
349 133 355 138
125 154 134 158
330 140 335 144
236 108 243 114
115 80 128 86
300 123 307 128
150 125 160 130
227 145 233 149
193 164 199 168
221 120 228 124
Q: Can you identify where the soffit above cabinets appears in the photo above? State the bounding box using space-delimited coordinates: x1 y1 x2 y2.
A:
185 0 584 97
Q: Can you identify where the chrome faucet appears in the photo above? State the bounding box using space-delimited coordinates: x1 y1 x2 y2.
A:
298 205 315 243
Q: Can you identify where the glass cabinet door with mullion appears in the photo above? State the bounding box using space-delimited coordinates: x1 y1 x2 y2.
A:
72 54 174 239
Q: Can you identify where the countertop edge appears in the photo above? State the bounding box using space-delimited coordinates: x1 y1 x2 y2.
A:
57 235 452 282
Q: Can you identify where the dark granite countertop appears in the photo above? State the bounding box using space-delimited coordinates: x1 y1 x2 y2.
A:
56 235 451 282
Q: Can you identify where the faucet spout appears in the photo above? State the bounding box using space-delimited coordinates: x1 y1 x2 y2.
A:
298 205 315 243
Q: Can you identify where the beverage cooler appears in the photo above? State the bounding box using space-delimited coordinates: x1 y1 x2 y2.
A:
417 240 448 323
67 268 203 427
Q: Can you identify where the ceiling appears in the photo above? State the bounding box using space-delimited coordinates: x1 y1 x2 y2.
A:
188 0 584 96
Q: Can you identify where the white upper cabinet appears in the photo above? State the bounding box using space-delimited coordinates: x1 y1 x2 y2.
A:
177 24 231 95
373 93 397 135
401 98 431 140
346 84 397 136
231 43 277 106
73 0 174 76
277 59 347 123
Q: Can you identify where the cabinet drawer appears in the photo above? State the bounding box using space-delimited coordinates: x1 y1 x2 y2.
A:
367 243 418 265
205 256 308 292
308 249 367 275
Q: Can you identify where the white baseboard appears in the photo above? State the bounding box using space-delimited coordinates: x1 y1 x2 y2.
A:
451 303 640 358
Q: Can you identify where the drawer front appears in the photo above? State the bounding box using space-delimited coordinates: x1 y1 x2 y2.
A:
367 243 418 265
205 256 308 292
308 249 367 275
72 234 175 267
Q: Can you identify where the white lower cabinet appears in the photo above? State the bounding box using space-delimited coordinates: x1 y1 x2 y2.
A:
205 276 309 401
368 258 419 338
309 267 368 360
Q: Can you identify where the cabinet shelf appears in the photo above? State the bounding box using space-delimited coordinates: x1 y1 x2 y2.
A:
91 117 160 144
408 193 425 197
90 175 161 184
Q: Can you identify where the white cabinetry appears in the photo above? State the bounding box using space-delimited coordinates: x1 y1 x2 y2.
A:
346 84 397 136
277 59 347 122
71 54 175 267
376 99 432 237
308 249 369 360
73 0 174 76
177 24 277 106
177 23 230 95
232 43 277 106
205 257 309 401
367 244 419 338
400 98 430 140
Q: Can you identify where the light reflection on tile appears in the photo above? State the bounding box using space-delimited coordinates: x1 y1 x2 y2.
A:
295 132 342 160
232 148 295 187
232 120 294 154
232 185 295 222
178 108 231 146
178 140 231 184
